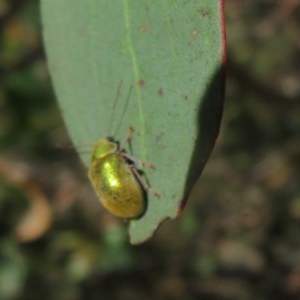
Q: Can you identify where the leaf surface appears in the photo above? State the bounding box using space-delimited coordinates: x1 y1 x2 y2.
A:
41 0 225 244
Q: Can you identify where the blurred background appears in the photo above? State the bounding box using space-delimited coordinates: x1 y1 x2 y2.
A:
0 0 300 299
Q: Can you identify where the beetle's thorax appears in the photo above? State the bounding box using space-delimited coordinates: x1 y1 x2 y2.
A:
91 138 118 160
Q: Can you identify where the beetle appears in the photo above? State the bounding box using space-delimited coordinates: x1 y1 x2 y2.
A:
88 128 154 218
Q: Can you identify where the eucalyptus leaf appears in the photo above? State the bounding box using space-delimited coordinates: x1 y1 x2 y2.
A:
41 0 225 244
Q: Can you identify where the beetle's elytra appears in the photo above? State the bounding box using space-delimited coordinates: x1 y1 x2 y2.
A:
88 137 145 218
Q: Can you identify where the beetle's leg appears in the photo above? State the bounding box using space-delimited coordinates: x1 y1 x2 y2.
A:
120 126 159 197
129 165 160 198
122 153 155 170
119 126 135 150
119 127 156 170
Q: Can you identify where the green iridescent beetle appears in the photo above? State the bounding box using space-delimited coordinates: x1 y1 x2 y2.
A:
88 134 146 218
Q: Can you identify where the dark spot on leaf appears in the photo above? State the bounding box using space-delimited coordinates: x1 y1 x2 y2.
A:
158 88 164 96
137 80 145 87
140 23 149 33
155 132 165 142
198 8 211 17
190 30 199 39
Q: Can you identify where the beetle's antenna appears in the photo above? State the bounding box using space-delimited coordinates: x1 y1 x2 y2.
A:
113 84 133 137
108 80 123 136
